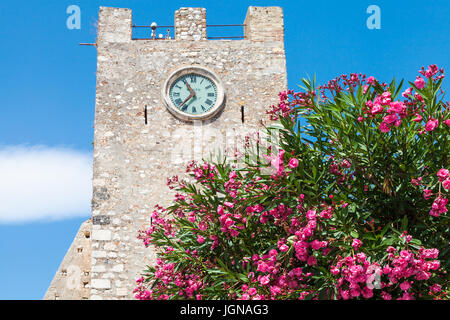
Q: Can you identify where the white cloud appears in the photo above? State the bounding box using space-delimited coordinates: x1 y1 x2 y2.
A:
0 145 92 224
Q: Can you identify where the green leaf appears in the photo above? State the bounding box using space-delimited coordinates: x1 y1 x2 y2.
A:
400 215 408 232
350 231 359 238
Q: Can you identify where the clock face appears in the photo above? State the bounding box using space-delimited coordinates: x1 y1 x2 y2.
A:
162 66 225 121
169 73 218 116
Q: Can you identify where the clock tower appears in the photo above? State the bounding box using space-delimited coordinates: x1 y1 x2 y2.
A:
45 6 287 300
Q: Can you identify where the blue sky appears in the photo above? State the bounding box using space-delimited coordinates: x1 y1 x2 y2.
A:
0 0 449 299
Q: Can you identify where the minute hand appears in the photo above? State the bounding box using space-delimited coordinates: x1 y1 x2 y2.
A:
184 80 196 96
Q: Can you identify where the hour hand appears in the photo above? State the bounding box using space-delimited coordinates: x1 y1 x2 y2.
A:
179 92 194 109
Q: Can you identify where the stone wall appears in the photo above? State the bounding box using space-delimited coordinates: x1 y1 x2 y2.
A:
46 5 287 300
44 219 91 300
175 7 207 40
244 6 284 42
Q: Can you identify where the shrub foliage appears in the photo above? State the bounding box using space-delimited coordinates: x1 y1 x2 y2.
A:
135 65 449 300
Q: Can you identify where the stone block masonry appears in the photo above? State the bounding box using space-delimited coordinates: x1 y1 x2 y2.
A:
45 5 287 300
175 8 207 40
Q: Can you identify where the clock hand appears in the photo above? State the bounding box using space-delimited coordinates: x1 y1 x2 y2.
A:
183 79 196 96
179 92 194 109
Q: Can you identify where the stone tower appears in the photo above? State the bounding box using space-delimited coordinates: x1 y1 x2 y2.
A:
45 6 287 300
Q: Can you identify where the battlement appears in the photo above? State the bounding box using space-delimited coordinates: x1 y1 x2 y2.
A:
175 8 207 40
97 6 284 42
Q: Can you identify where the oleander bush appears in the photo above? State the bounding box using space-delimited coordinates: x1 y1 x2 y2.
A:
135 65 449 300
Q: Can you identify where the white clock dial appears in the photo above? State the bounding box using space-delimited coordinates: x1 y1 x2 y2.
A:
162 66 225 121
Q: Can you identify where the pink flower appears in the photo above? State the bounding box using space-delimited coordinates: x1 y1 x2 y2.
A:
367 76 375 84
310 240 322 250
199 222 208 231
429 196 448 217
381 91 391 100
306 210 316 220
352 238 362 250
388 101 405 114
421 249 439 260
306 256 317 266
430 284 441 293
363 85 369 95
383 114 398 124
437 168 449 181
414 76 426 89
269 249 278 256
350 288 360 298
288 158 299 169
398 292 414 300
224 218 234 228
444 119 450 126
240 293 250 300
402 87 412 98
197 235 205 244
443 179 450 190
379 122 391 133
425 118 438 132
411 177 422 186
371 103 384 115
400 281 411 291
342 159 351 168
268 156 284 176
270 285 282 296
381 291 392 300
330 266 340 275
248 287 257 295
412 114 422 122
259 275 270 286
423 64 439 78
224 201 234 208
340 290 350 300
361 287 373 299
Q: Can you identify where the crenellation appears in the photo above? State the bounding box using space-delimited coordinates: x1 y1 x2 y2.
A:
244 6 284 42
175 8 207 40
97 7 132 44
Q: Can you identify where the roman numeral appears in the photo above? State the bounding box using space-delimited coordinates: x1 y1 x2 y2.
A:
205 85 212 89
201 105 206 111
192 106 197 113
175 85 182 90
175 98 182 106
207 93 215 97
173 92 180 97
189 76 196 83
205 99 213 106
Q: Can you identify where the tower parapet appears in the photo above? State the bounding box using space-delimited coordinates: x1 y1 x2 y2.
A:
244 6 284 42
97 7 132 43
175 7 207 40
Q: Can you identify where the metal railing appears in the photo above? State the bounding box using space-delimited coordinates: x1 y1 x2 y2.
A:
131 24 245 40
